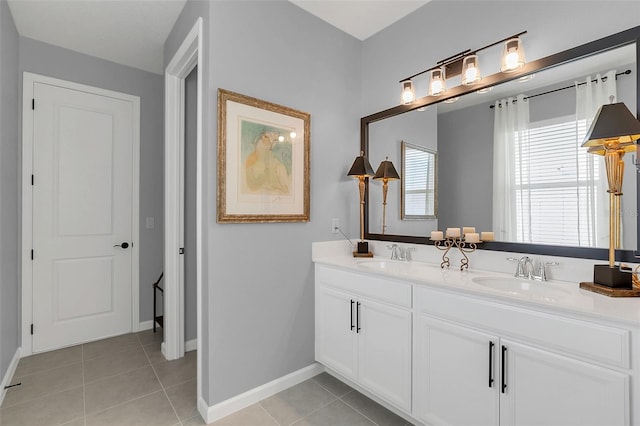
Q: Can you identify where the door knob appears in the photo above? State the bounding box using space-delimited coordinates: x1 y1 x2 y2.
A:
114 242 129 249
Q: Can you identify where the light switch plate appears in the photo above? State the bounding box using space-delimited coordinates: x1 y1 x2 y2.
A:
146 217 155 229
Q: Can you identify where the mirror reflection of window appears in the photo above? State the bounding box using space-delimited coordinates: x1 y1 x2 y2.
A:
401 141 437 219
512 116 596 246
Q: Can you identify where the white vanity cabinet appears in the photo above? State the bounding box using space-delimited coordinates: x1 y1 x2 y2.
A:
315 265 412 412
413 315 499 425
413 286 631 426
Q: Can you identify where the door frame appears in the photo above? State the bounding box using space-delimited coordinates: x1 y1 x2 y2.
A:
21 72 141 356
163 17 203 364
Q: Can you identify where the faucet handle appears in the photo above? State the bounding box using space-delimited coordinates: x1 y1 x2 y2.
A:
387 244 399 260
538 261 559 281
405 247 415 261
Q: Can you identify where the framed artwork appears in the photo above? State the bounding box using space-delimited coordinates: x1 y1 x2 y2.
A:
217 89 310 223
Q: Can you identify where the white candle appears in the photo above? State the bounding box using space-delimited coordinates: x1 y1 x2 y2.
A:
462 226 475 234
465 233 480 243
430 231 444 241
446 228 461 238
481 231 494 241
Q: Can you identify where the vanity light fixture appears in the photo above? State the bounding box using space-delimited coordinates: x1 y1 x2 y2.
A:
580 98 640 290
397 31 526 102
461 54 482 85
373 157 400 235
348 151 376 257
428 68 446 96
401 80 416 104
501 37 526 72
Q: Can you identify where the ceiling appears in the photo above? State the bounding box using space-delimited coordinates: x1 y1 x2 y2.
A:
289 0 431 41
7 0 431 75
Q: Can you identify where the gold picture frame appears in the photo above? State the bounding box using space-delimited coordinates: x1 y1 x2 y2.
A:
217 89 310 223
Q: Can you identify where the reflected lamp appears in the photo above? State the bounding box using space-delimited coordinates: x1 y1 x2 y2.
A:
373 157 400 235
348 152 375 257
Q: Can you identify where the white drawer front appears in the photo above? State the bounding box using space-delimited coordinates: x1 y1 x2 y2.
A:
415 286 630 369
316 265 412 308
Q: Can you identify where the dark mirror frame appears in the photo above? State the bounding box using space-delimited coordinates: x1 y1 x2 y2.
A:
362 25 640 261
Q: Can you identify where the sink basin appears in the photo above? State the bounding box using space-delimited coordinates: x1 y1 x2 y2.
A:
355 259 413 274
471 276 571 301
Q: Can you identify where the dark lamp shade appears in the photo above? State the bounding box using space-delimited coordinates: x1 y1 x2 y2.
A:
581 102 640 148
373 159 400 180
347 154 375 177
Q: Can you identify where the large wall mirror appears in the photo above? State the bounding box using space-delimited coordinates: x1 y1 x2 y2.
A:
363 26 640 261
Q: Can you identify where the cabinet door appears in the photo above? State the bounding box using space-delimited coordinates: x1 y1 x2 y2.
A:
500 340 629 426
315 284 357 380
413 315 499 426
357 298 412 412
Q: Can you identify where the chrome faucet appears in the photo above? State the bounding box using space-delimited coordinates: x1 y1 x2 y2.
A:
516 256 533 279
387 244 414 261
508 257 559 281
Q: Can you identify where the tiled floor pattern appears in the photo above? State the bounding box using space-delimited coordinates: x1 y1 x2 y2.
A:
0 330 198 426
1 331 411 426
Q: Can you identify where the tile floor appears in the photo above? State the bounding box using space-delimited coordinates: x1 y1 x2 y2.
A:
0 331 412 426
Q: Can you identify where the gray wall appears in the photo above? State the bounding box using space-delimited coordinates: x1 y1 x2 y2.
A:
438 102 494 232
206 0 361 404
19 37 165 325
185 66 197 342
0 0 19 380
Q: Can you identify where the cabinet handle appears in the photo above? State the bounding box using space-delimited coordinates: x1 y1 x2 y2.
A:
350 300 355 331
501 345 507 393
356 302 361 333
488 341 495 388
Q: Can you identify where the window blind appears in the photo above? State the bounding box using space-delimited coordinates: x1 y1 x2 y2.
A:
513 117 595 246
404 145 436 217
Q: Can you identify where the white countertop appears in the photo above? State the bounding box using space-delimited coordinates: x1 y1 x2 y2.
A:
313 241 640 327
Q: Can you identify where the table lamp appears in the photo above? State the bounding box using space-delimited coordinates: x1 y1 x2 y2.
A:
581 99 640 288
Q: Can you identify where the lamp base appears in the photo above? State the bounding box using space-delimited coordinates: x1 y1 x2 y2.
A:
353 241 374 258
593 264 632 289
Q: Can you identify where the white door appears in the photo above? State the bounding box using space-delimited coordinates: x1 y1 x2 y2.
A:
500 340 629 426
315 284 358 380
31 81 136 352
357 297 412 412
413 315 499 426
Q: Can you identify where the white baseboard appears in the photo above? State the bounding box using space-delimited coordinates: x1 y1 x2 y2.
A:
0 347 21 406
186 339 197 352
139 320 154 331
200 363 325 424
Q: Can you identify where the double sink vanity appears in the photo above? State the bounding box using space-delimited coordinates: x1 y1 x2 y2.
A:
312 241 640 426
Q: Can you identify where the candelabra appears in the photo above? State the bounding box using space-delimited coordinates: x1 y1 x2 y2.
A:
431 233 483 271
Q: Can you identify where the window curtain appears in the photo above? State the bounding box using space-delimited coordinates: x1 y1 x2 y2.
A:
575 70 617 248
493 94 530 241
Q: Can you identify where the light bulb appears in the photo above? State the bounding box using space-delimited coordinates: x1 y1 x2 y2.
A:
430 80 443 95
401 80 415 104
504 51 520 70
428 68 446 96
461 55 481 85
465 65 477 82
290 131 296 139
501 38 525 72
278 135 285 143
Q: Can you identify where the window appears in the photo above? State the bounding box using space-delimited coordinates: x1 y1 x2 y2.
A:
401 141 437 219
513 116 598 246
